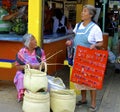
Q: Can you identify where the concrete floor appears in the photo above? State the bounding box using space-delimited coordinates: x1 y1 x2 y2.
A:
0 81 22 112
0 63 119 112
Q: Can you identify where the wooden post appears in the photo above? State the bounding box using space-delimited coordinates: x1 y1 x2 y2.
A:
76 4 83 23
87 0 95 5
76 0 95 23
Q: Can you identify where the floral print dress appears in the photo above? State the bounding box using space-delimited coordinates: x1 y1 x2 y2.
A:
14 47 46 101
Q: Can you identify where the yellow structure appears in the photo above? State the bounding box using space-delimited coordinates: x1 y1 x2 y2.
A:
76 0 95 23
28 0 43 46
76 4 83 23
64 60 80 94
87 0 95 5
0 0 44 68
0 62 13 68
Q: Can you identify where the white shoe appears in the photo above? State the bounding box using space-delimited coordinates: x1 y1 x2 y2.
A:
89 106 97 112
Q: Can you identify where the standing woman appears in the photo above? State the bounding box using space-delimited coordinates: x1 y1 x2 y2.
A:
52 8 67 34
14 33 46 102
66 5 103 111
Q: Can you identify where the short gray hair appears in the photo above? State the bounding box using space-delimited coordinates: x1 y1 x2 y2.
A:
83 5 96 19
23 33 32 47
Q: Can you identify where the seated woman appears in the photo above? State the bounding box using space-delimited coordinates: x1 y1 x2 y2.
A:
14 33 46 102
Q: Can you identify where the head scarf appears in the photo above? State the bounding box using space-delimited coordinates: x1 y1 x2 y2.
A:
23 33 32 48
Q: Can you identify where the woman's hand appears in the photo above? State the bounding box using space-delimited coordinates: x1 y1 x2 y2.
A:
90 44 96 50
15 65 25 71
90 41 103 50
66 40 72 46
29 64 40 69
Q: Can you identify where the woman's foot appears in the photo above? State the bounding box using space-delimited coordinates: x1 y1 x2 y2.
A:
76 100 87 106
17 89 24 103
17 98 23 103
115 69 120 73
89 106 97 112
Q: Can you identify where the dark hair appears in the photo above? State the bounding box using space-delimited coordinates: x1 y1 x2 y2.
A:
45 1 49 7
54 8 63 20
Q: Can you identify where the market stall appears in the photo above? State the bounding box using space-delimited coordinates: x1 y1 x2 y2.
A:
43 33 74 74
0 0 76 80
0 33 74 80
1 0 110 82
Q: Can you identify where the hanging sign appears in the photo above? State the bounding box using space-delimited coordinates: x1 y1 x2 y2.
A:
71 45 108 90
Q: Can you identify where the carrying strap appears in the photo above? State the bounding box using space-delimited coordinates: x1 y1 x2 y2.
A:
16 54 25 65
58 16 66 27
58 20 63 26
16 46 42 65
35 46 42 63
77 22 81 30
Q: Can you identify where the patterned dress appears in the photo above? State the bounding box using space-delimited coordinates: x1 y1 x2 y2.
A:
14 47 46 101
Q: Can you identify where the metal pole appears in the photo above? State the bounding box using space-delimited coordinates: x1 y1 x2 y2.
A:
102 0 108 32
102 0 106 32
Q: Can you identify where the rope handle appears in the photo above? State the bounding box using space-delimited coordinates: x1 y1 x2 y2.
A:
25 64 32 76
39 61 47 73
25 62 47 73
25 64 30 70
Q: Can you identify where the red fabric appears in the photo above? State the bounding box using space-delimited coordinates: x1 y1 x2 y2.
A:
2 0 11 8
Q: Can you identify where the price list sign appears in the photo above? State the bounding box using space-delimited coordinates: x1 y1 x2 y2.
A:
71 45 108 90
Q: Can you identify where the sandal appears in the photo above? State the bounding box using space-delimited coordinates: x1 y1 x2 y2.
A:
89 106 97 112
76 100 87 106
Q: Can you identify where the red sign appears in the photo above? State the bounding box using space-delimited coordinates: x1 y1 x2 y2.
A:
71 45 108 90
